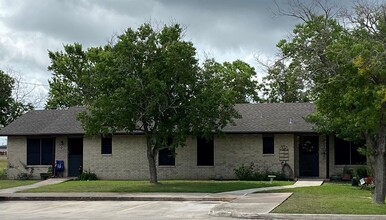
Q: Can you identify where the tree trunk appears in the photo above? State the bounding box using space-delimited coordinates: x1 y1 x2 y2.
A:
372 124 386 204
146 134 158 184
366 145 375 178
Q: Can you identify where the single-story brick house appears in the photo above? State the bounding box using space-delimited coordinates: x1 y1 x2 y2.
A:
0 103 366 180
0 145 7 156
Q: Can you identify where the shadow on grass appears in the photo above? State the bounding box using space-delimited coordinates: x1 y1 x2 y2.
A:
271 182 386 214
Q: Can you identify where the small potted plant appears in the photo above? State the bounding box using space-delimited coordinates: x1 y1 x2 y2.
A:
342 166 353 181
40 167 52 180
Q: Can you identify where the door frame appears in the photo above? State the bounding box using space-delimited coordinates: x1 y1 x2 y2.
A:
67 137 83 177
298 135 319 177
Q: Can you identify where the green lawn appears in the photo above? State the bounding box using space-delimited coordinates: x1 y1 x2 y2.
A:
0 180 39 190
0 156 7 179
0 156 39 189
270 182 386 214
0 156 7 169
23 180 293 193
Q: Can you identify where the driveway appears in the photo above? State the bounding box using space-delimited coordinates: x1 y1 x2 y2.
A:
0 200 234 220
0 179 323 219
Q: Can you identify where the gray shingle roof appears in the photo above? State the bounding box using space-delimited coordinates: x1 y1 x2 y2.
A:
223 103 315 133
0 107 86 136
0 103 316 136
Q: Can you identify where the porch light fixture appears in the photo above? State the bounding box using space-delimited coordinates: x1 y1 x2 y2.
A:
60 141 65 149
321 136 327 158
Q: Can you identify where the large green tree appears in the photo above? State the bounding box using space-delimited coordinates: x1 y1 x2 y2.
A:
0 70 15 127
310 4 386 204
262 59 311 102
0 70 30 128
276 1 386 203
46 43 100 109
200 59 260 103
264 0 343 103
47 23 260 183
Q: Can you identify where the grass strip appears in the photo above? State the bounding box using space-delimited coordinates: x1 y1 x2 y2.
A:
23 180 293 193
270 182 386 214
0 180 39 190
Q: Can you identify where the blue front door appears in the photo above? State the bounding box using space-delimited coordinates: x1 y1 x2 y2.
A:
299 136 319 177
68 138 83 177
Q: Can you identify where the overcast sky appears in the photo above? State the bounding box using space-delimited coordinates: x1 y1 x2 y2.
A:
0 0 360 145
0 0 303 107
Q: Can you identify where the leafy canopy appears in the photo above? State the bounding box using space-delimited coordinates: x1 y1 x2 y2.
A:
0 70 30 127
46 23 260 183
274 1 386 203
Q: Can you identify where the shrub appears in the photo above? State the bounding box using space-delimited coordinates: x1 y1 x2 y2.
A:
16 166 34 180
78 170 98 181
354 165 368 179
343 166 353 175
234 163 255 180
0 168 7 180
234 163 290 181
17 172 32 180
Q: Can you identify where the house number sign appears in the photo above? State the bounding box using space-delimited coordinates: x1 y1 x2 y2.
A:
279 145 289 163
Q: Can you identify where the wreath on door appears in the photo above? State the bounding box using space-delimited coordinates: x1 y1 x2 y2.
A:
301 140 314 152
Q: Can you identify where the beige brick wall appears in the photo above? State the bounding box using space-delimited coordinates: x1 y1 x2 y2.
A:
6 133 303 180
328 135 346 177
214 134 295 179
7 136 26 179
82 134 296 180
294 134 328 179
327 136 364 177
55 136 68 177
276 134 295 176
158 136 215 180
319 135 328 178
83 135 149 179
294 136 299 177
328 135 346 176
328 135 352 176
7 136 51 180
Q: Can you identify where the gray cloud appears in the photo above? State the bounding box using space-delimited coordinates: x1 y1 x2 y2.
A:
4 1 127 46
4 0 300 54
0 0 358 109
149 0 300 57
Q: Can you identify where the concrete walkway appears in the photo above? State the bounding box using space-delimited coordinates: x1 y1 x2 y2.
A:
2 179 386 219
218 179 324 196
209 179 324 217
0 178 324 218
6 178 386 219
209 192 293 217
0 178 70 193
0 192 237 201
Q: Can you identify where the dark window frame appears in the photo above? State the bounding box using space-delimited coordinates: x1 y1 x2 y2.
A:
263 135 275 154
158 148 175 166
334 137 366 165
197 136 214 166
101 136 112 155
27 137 55 165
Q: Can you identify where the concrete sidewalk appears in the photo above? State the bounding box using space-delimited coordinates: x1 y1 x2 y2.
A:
209 179 324 217
209 192 293 217
1 179 385 219
0 179 324 218
0 178 71 193
0 192 237 201
217 179 323 195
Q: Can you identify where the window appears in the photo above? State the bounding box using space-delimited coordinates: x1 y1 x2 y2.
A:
263 135 274 154
335 137 366 165
101 137 112 154
197 137 214 166
27 138 54 165
159 148 175 166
